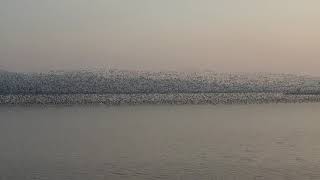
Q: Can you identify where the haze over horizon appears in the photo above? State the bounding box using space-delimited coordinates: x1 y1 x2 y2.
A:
1 0 320 75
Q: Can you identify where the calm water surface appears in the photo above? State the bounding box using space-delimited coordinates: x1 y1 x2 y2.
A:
1 103 320 180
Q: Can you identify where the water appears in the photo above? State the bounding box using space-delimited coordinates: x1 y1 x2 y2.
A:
1 103 320 180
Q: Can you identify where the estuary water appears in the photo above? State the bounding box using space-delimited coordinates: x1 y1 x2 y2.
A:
1 103 320 180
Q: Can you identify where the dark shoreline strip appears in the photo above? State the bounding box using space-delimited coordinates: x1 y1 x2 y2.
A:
1 93 320 105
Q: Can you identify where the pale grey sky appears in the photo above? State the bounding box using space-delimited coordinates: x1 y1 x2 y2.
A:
1 0 320 74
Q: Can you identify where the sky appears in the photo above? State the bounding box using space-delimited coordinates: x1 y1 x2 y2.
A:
1 0 320 75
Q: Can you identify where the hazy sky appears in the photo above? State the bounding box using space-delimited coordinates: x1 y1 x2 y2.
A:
1 0 320 74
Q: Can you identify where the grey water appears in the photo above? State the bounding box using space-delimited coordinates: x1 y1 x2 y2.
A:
1 103 320 180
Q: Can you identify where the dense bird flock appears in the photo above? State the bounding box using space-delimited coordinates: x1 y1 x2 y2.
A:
1 69 320 105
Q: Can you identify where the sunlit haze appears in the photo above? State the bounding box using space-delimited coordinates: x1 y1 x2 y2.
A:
1 0 320 75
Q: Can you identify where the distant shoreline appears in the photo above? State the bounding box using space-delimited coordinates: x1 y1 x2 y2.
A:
2 70 320 105
1 93 320 105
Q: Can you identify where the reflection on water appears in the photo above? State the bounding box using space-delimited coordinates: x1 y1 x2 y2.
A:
1 103 320 180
